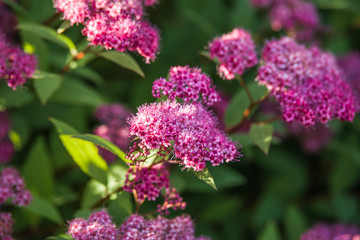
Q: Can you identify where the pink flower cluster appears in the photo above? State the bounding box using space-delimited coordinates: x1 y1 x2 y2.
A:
0 212 14 240
0 167 32 206
301 223 360 240
0 3 17 41
152 66 221 106
0 112 14 164
54 0 160 63
128 101 240 171
250 0 320 41
338 52 360 112
94 104 132 163
0 33 37 90
68 209 118 240
118 214 210 240
208 28 258 80
257 37 356 127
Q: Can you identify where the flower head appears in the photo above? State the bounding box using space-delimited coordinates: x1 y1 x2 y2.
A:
208 28 257 80
0 212 14 240
301 223 360 240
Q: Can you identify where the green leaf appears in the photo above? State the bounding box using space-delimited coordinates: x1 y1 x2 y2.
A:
68 67 103 85
23 137 54 198
192 167 217 191
81 179 107 209
230 133 254 147
50 118 109 185
72 134 131 164
33 71 63 105
25 196 63 224
249 123 274 155
17 23 78 55
284 206 307 240
2 0 28 17
257 222 282 240
108 192 133 224
57 20 72 34
47 234 73 240
0 86 34 109
51 78 104 106
100 51 144 77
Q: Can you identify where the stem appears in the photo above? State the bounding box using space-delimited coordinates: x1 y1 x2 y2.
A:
236 75 254 103
42 12 61 26
255 116 282 125
91 186 123 209
61 45 92 73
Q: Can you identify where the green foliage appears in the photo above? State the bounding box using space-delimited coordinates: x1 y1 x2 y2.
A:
192 167 217 191
32 71 63 105
100 51 145 77
257 222 282 240
249 123 274 155
25 196 63 224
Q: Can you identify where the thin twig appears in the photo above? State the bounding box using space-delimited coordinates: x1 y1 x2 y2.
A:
255 116 282 125
236 75 254 103
91 186 123 209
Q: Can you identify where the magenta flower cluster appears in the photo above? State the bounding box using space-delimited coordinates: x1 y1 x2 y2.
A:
250 0 320 41
128 100 240 171
152 65 221 106
0 212 14 240
338 52 360 112
118 214 210 240
0 34 37 90
301 223 360 240
208 28 258 80
54 0 160 63
0 3 17 41
94 104 132 163
257 37 356 127
0 112 14 164
0 167 32 206
68 209 118 240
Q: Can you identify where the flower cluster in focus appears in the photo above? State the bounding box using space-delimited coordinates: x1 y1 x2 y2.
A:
257 37 355 127
54 0 160 63
0 112 14 164
152 65 221 106
208 28 257 80
301 223 360 240
94 103 132 163
128 100 240 171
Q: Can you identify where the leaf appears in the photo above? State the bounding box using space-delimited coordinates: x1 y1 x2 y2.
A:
108 192 133 224
284 206 307 240
191 167 217 191
2 0 28 17
0 86 34 109
32 71 63 105
17 23 78 55
50 118 109 185
68 67 103 85
47 234 73 240
25 196 63 224
51 78 104 106
72 134 130 163
23 137 54 198
249 123 274 155
100 51 144 77
81 179 107 209
57 20 72 34
257 222 282 240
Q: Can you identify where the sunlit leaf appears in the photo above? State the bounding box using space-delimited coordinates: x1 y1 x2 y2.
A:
249 123 274 155
100 51 144 77
192 167 217 191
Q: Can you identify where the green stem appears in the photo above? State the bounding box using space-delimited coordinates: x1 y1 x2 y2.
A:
236 75 254 103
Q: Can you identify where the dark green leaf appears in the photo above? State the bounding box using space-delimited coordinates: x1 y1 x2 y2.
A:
33 71 63 105
25 196 63 224
0 86 34 109
249 123 274 155
192 167 217 191
47 234 73 240
284 206 307 240
81 179 106 209
257 222 282 240
68 67 103 85
108 192 133 224
100 51 144 77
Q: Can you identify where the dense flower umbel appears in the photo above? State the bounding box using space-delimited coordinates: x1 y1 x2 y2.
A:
338 52 360 112
301 223 360 240
257 37 356 127
0 212 14 240
94 104 132 163
208 28 258 80
0 33 37 90
0 168 32 206
68 209 119 240
118 214 210 240
128 101 240 171
0 112 14 164
152 66 221 106
54 0 160 62
250 0 320 41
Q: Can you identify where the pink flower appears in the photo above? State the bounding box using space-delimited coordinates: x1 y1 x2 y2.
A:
0 212 14 240
257 37 356 127
152 65 221 106
208 28 257 80
301 223 360 240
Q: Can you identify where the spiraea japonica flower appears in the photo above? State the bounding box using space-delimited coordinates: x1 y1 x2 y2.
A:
94 104 132 163
0 3 17 41
68 209 119 240
301 223 360 240
53 0 160 63
0 112 14 164
256 37 356 127
118 214 210 240
0 212 14 240
128 100 240 171
208 28 258 80
152 65 221 106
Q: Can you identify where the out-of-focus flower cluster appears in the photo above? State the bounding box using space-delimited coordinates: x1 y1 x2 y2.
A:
250 0 320 41
0 212 14 240
54 0 160 62
0 112 14 164
94 104 132 163
128 100 240 171
301 223 360 240
152 65 221 106
208 28 257 80
0 3 17 41
338 52 360 112
257 37 355 127
0 167 32 206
